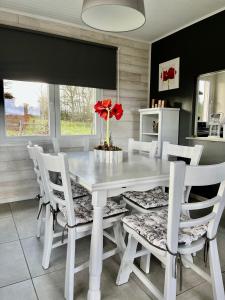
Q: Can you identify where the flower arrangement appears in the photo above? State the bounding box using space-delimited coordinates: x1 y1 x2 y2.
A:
94 99 123 151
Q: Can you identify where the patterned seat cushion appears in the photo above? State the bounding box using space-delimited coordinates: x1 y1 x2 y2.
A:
60 196 128 225
54 178 90 199
122 186 168 209
122 208 207 251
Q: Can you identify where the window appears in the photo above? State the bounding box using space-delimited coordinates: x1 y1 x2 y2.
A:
59 85 97 135
3 80 50 137
1 79 99 140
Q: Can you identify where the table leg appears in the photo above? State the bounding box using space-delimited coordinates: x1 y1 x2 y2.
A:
88 190 107 300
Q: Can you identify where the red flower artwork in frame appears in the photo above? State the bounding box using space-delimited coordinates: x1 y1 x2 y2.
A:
159 58 180 91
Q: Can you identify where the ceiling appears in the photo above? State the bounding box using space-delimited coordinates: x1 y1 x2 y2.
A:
0 0 225 42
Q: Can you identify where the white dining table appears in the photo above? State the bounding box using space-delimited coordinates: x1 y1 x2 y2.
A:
67 151 170 300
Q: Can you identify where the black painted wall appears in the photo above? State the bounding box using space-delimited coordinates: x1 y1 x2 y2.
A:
150 10 225 144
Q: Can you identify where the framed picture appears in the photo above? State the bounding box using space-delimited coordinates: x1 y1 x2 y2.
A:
158 57 180 91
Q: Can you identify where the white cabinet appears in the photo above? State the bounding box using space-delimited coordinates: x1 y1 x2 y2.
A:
139 108 180 156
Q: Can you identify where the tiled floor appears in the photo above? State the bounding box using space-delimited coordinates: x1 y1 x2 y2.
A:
0 199 225 300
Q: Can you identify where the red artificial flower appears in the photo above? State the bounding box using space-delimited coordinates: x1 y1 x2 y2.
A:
167 67 176 79
94 99 113 121
111 103 123 120
102 99 112 109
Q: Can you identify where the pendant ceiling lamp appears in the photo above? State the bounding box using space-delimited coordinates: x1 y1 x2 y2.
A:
81 0 146 32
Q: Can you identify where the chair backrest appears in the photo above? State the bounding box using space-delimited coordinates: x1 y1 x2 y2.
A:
128 138 158 158
162 142 203 166
52 137 89 153
162 142 204 203
27 143 44 195
167 161 225 253
36 150 75 226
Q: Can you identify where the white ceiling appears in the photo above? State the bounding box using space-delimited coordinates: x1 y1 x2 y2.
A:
0 0 225 42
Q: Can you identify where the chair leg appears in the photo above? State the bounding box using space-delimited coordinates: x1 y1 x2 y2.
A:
65 228 76 300
42 206 53 269
140 250 151 274
113 222 126 259
181 254 193 268
116 234 138 285
36 199 43 238
164 253 177 300
209 239 225 300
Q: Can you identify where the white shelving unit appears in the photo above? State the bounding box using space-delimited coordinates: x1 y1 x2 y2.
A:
139 108 180 156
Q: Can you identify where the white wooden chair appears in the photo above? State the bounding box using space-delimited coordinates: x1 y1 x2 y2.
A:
123 141 203 273
117 160 225 300
37 150 127 300
27 142 90 238
123 141 203 213
33 145 91 267
52 137 89 154
128 138 158 158
27 143 45 238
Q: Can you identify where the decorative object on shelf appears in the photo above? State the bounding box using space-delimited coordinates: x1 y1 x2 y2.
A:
151 99 167 108
159 57 180 91
94 99 123 163
81 0 146 32
209 112 223 137
151 99 155 108
152 121 158 133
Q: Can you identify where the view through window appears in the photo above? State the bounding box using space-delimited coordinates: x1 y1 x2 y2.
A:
3 80 50 137
2 79 98 138
59 85 97 135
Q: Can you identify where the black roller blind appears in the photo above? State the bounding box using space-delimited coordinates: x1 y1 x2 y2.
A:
0 25 117 89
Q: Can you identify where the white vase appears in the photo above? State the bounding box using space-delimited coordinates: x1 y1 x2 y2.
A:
94 149 123 164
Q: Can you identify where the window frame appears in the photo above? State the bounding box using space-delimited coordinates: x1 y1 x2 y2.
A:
0 79 101 144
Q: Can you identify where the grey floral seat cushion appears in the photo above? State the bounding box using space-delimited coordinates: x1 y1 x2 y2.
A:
54 177 90 199
122 208 207 251
59 195 128 225
122 186 168 209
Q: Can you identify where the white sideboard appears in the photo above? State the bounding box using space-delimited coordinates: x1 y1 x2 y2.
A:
139 108 180 156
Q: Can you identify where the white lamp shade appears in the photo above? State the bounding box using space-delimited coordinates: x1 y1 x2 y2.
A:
81 0 146 32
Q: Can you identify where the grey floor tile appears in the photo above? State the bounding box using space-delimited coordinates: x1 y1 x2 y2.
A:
197 232 225 272
10 199 38 215
22 234 91 278
11 199 39 239
0 240 30 288
0 216 19 243
33 269 65 300
100 258 151 300
133 255 205 296
216 233 225 272
21 236 67 278
0 280 37 300
0 203 12 220
177 283 212 300
33 257 151 300
176 273 225 300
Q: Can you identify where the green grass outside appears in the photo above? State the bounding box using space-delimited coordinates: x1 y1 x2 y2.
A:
61 120 94 135
6 116 94 137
